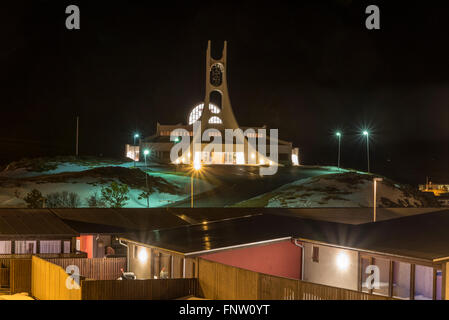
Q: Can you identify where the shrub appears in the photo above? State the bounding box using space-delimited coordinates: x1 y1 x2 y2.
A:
100 182 130 208
46 191 81 208
23 189 45 208
85 192 106 208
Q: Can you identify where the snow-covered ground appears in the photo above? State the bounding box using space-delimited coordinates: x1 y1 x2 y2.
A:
0 161 136 179
0 159 215 208
236 171 430 208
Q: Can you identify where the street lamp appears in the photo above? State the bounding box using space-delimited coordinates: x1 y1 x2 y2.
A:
363 131 370 173
133 133 140 167
373 177 383 222
143 149 150 208
336 132 341 169
191 162 202 208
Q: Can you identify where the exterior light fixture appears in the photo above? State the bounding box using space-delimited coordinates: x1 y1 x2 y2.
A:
362 131 370 172
138 248 148 263
336 131 342 169
191 162 202 208
336 252 350 270
193 161 202 171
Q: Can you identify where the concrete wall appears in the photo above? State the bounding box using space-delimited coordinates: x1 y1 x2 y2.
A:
303 243 359 291
200 240 302 279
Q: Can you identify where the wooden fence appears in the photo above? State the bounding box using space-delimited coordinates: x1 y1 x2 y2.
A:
0 258 32 293
32 256 195 300
45 257 126 280
31 256 81 300
81 278 197 300
0 258 10 287
197 258 394 300
10 259 32 294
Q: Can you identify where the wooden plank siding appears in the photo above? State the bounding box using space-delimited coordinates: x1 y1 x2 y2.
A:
45 257 126 280
198 258 394 300
81 278 197 300
31 256 81 300
10 259 32 294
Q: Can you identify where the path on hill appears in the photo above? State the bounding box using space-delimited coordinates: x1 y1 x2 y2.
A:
163 166 335 207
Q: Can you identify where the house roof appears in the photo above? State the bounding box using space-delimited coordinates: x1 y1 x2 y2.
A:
0 209 78 238
50 208 191 233
338 209 449 262
122 213 351 256
122 209 449 262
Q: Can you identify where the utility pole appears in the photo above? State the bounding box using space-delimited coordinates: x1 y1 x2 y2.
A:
76 116 79 157
373 177 383 222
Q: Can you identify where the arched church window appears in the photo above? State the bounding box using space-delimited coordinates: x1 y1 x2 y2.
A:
188 103 221 125
208 116 223 124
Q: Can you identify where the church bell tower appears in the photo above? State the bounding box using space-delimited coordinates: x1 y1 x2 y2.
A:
199 40 240 130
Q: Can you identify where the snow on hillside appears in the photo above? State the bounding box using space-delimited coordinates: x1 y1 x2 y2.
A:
0 157 135 179
235 172 434 208
0 158 214 208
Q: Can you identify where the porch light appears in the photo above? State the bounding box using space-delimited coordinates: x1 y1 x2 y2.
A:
138 248 148 263
336 252 349 270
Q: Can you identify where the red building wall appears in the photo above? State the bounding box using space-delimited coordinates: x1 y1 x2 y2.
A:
200 240 302 279
78 235 93 258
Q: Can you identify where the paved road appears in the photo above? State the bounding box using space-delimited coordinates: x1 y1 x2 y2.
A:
156 165 337 207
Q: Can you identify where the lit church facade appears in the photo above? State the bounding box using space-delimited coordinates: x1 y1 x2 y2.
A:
126 41 299 166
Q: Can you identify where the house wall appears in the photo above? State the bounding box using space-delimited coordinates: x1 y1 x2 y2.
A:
303 242 359 291
200 240 302 279
128 243 152 279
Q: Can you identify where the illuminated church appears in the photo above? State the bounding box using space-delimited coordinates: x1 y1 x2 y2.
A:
126 41 299 166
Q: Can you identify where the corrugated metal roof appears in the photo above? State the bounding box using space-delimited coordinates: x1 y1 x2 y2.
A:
0 209 78 237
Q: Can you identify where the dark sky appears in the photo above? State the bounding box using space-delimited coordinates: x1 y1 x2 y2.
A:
0 0 448 184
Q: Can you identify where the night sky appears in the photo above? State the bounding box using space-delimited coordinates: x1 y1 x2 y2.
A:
1 0 448 185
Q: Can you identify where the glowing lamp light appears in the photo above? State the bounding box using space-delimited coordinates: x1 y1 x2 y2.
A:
193 162 202 171
260 159 265 165
188 152 191 158
269 160 273 166
336 132 341 137
134 133 139 138
251 153 255 159
143 149 150 156
336 252 350 270
138 248 148 263
175 159 180 164
363 131 369 136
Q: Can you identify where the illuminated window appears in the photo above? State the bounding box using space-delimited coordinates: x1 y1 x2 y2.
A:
188 103 220 125
208 116 222 124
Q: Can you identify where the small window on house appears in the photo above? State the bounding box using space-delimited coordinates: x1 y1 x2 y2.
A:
64 241 71 254
0 241 12 254
312 246 319 263
40 240 61 254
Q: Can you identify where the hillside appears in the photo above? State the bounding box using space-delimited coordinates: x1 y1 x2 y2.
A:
234 171 438 208
0 157 214 208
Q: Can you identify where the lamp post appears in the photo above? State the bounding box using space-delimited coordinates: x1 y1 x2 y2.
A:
143 149 150 208
133 133 139 167
336 132 341 169
373 177 383 222
363 131 370 173
191 161 202 208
